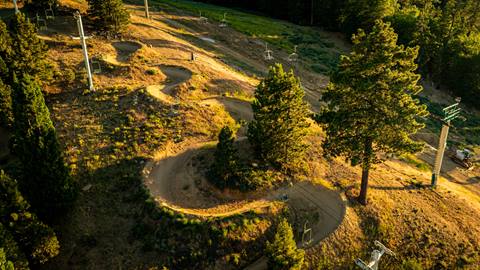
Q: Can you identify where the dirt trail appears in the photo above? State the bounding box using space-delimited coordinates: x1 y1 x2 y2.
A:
145 65 192 102
144 140 345 221
201 96 253 121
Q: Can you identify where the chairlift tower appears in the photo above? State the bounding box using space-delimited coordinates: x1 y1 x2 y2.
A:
431 97 463 187
144 0 150 19
264 43 274 61
219 12 227 27
73 11 95 91
355 241 395 270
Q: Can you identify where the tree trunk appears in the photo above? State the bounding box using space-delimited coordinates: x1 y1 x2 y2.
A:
358 166 369 205
358 138 373 205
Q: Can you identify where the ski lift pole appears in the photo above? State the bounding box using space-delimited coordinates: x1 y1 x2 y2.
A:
431 98 462 187
13 0 19 14
144 0 150 19
73 11 95 91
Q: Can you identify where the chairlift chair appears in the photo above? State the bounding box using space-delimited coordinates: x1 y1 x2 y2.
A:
36 13 48 30
199 11 208 24
91 57 102 74
288 45 299 62
301 220 313 246
264 43 274 61
45 4 54 20
355 241 395 270
219 12 227 27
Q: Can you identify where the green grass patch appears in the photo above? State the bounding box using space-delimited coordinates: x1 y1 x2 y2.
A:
399 153 431 172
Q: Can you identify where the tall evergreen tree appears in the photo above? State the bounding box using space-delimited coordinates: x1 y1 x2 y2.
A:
211 126 238 189
265 218 305 270
0 171 59 265
248 64 310 172
316 20 428 205
6 13 51 85
0 19 12 128
87 0 130 35
11 75 76 220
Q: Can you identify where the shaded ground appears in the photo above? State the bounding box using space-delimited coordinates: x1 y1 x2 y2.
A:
0 127 9 163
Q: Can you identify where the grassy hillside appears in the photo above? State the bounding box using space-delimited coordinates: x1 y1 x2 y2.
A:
152 0 345 74
0 0 479 269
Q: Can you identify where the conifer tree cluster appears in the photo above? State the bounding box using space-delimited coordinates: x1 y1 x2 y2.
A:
11 75 76 219
87 0 130 35
0 13 75 268
0 171 60 267
4 13 51 85
210 126 239 189
0 20 12 127
316 20 428 205
265 219 305 270
248 64 310 172
0 248 14 270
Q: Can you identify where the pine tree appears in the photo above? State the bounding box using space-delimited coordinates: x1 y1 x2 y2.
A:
248 64 310 172
0 248 14 270
0 19 12 128
87 0 130 35
265 218 305 270
0 81 12 128
11 75 76 220
316 20 428 205
211 126 238 189
0 222 29 270
0 171 59 265
6 13 51 85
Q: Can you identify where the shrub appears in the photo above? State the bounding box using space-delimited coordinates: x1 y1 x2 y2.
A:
400 259 424 270
146 69 159 75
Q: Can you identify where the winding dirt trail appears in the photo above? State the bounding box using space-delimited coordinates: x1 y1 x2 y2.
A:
142 62 346 268
145 65 192 103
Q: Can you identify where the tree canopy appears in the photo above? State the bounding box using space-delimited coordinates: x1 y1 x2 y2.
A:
0 171 59 266
87 0 130 35
316 20 428 204
210 126 239 189
5 13 51 85
265 218 305 270
11 75 76 220
248 64 310 172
